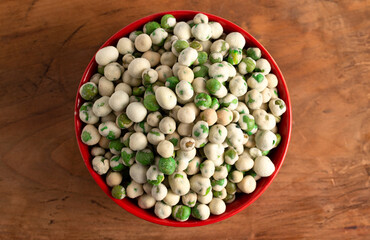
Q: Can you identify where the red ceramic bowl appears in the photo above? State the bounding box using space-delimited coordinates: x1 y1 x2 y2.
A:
74 10 292 227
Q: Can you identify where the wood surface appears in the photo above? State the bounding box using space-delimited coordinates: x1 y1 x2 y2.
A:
0 0 369 239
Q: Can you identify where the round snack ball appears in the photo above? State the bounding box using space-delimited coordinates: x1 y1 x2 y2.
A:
129 132 148 151
177 106 196 123
79 82 98 100
79 102 99 124
106 171 123 187
81 124 101 145
216 108 233 125
173 22 192 40
269 98 287 117
209 21 223 39
225 32 246 49
255 130 277 151
199 108 217 126
180 137 195 151
229 76 248 97
146 111 162 127
237 175 256 194
159 117 176 134
126 102 147 123
157 140 174 158
255 58 271 75
135 149 154 165
194 93 212 110
143 94 160 112
253 156 275 177
104 62 122 81
209 198 226 215
192 203 210 220
191 23 212 41
142 51 161 67
134 34 152 52
178 47 198 67
127 58 151 78
126 180 144 198
142 68 158 86
108 90 129 112
116 113 133 129
98 77 114 96
116 37 134 55
200 159 215 178
158 157 177 175
95 46 119 66
163 189 181 206
92 156 109 175
161 14 176 30
172 205 191 222
177 123 193 137
155 87 177 110
111 185 126 199
154 201 172 219
192 121 209 140
176 80 194 101
129 163 149 184
189 174 211 195
138 194 156 209
208 124 227 144
266 73 278 88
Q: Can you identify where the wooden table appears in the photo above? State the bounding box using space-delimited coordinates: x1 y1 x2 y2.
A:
0 0 369 239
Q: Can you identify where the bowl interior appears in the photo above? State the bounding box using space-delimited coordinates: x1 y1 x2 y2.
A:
74 10 292 227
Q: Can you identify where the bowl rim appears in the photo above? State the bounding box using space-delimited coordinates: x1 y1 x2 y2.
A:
74 10 292 227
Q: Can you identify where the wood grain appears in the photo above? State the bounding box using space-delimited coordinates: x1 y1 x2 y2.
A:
0 0 369 239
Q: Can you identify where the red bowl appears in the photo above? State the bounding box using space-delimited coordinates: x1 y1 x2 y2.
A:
74 10 292 227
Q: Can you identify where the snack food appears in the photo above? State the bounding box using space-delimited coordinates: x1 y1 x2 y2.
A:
78 12 287 222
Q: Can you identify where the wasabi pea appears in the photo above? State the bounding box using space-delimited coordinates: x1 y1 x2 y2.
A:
111 185 126 199
172 205 191 222
79 82 98 100
158 157 177 175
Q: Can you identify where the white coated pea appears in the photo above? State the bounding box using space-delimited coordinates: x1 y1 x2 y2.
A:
106 171 122 187
225 32 246 49
92 156 109 175
178 47 198 67
237 175 256 194
127 58 151 78
108 90 129 112
154 201 172 219
95 46 119 66
157 140 174 158
173 22 192 40
129 132 148 151
155 87 177 110
126 180 144 198
135 34 152 52
126 102 147 123
209 198 226 215
138 194 156 209
159 116 176 134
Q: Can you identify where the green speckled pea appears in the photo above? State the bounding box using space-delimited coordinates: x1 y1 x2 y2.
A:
132 86 145 96
246 47 261 61
158 157 177 175
121 147 135 167
116 113 133 129
110 155 125 171
241 57 256 73
79 82 98 100
172 205 191 222
173 40 189 53
194 92 212 110
196 51 208 65
109 139 124 154
189 41 203 51
211 178 225 187
210 97 220 110
209 52 223 64
227 48 242 65
144 21 161 34
165 76 179 90
206 78 221 94
111 185 126 199
193 65 208 78
225 181 236 194
161 14 176 30
143 94 160 112
135 149 154 165
246 123 258 135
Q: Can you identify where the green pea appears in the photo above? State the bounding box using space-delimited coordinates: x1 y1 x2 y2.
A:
144 85 155 97
158 157 177 175
196 51 208 65
161 14 176 30
211 178 225 187
109 139 124 153
206 78 221 94
110 155 125 171
142 73 153 86
275 133 281 147
81 131 92 142
135 149 154 165
223 193 235 203
148 174 164 185
225 181 236 194
116 113 132 129
189 41 203 51
213 190 223 198
165 76 179 90
80 82 98 100
133 86 145 96
210 52 223 63
121 148 135 167
210 97 220 110
111 185 126 199
144 21 160 34
246 123 258 135
252 73 264 83
246 47 261 60
241 57 256 73
192 204 203 220
227 48 242 65
173 40 189 53
242 115 255 132
193 65 208 78
172 205 191 221
194 93 212 109
225 148 237 160
97 65 105 75
143 94 160 111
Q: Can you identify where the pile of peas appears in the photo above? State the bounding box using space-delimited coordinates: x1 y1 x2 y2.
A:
78 13 287 221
